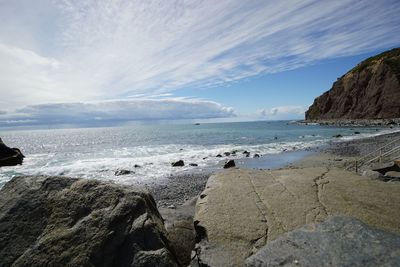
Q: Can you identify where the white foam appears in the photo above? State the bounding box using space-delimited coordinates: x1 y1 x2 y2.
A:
333 128 400 142
1 127 399 187
0 139 327 186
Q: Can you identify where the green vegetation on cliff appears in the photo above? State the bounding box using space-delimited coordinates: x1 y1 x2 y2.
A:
351 48 400 80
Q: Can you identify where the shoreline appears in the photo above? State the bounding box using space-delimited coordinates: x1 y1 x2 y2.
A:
151 129 400 207
290 130 400 171
1 127 399 208
298 118 400 127
1 121 398 188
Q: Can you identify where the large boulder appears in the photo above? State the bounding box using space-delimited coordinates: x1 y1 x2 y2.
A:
246 216 400 267
0 138 24 167
0 176 179 267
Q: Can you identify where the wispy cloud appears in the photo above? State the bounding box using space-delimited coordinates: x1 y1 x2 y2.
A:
0 98 235 126
0 0 399 112
259 106 306 119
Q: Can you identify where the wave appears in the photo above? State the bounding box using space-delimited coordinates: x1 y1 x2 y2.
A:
1 127 399 187
0 139 325 185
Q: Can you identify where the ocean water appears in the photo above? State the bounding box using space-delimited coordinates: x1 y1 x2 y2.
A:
0 121 395 187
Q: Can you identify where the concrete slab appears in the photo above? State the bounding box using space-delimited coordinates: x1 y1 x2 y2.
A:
192 167 400 266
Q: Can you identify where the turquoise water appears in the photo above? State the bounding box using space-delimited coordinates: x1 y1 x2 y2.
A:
0 121 395 186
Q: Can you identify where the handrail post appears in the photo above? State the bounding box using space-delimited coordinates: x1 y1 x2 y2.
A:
349 136 400 173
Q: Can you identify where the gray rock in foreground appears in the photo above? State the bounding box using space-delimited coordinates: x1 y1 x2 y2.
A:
159 197 197 266
0 176 179 267
246 216 400 267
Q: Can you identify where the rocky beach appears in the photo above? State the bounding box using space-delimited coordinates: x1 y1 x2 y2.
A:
144 129 400 209
1 128 400 266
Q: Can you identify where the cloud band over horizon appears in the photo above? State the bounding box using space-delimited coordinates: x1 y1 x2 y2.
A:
0 98 235 126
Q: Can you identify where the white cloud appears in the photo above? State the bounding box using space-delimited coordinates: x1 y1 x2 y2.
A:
259 106 306 119
0 98 235 126
0 43 73 107
0 0 399 113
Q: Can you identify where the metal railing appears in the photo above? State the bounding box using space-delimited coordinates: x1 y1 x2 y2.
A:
348 137 400 173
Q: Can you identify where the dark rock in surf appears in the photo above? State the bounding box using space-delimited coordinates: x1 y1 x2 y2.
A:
253 154 260 158
223 160 236 169
172 160 185 167
0 138 24 167
243 151 250 157
189 163 198 167
114 169 133 176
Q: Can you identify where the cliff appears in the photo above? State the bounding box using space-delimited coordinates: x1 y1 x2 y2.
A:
306 48 400 120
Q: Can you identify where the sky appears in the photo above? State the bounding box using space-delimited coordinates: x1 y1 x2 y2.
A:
0 0 399 127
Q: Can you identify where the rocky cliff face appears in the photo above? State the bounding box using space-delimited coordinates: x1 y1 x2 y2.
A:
306 48 400 120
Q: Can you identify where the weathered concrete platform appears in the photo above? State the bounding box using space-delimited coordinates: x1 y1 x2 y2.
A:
192 167 400 266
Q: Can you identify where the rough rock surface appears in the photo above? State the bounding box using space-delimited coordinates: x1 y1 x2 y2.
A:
0 138 24 167
159 197 197 266
192 167 400 266
306 48 400 120
246 216 400 267
0 176 179 267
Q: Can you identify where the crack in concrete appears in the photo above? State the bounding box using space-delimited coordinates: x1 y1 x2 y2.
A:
269 172 297 199
312 168 330 221
247 174 269 240
250 231 267 245
266 172 289 234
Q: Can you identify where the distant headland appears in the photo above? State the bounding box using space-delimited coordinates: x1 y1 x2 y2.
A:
306 48 400 122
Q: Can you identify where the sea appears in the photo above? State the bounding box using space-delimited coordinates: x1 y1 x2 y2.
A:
0 121 396 187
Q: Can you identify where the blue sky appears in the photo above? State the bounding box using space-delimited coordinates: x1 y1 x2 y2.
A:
0 0 399 127
173 50 388 119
